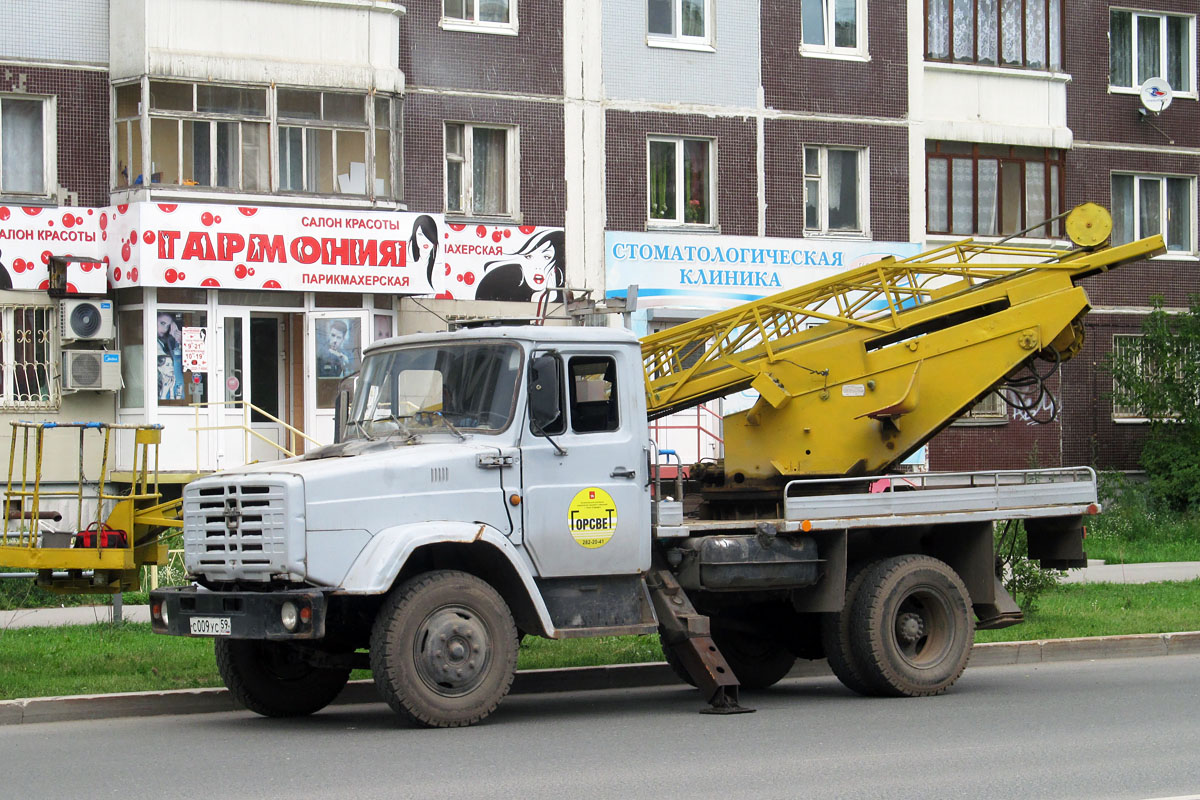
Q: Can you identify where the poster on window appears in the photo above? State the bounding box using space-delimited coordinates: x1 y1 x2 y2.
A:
0 206 108 293
316 317 361 380
181 326 209 372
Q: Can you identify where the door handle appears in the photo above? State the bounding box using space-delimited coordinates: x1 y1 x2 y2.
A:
610 467 637 479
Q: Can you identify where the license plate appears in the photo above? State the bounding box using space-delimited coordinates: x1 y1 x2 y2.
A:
189 616 232 636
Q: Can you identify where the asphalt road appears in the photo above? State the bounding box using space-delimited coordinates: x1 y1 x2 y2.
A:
4 656 1200 800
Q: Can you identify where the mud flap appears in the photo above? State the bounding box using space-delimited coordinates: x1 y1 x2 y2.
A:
646 568 754 715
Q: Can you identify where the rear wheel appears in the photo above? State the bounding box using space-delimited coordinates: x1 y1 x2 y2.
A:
820 564 875 696
370 570 518 728
849 555 974 697
215 639 350 718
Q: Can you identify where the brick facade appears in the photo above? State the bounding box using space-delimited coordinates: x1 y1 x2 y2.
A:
604 110 757 236
764 119 908 240
0 65 109 208
403 92 566 227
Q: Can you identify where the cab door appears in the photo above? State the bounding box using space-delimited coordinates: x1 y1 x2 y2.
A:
518 347 651 577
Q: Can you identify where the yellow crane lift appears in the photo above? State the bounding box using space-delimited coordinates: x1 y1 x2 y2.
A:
641 204 1166 498
0 422 182 594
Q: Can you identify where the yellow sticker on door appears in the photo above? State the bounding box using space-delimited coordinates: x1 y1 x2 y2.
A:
568 487 618 549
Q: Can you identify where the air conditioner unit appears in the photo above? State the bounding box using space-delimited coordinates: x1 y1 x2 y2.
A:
61 350 122 392
59 298 115 343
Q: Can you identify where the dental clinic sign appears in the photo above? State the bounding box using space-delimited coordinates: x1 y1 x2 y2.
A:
605 231 921 309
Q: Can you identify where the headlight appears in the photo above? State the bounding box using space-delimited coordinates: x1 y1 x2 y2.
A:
158 601 169 628
281 601 298 631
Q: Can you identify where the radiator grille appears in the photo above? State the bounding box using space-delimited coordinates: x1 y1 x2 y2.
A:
182 476 302 582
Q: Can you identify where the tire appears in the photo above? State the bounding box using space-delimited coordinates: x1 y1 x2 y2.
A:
215 639 351 718
370 570 518 728
819 563 876 696
849 555 975 697
710 623 796 690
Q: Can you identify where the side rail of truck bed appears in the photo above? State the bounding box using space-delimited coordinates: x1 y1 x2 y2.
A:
783 467 1099 531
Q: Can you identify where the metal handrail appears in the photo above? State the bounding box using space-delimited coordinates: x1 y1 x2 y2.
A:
190 400 321 469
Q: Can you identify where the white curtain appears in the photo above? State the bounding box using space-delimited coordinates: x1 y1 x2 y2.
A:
1110 11 1132 86
1000 0 1022 65
1 99 44 194
927 0 949 58
473 127 507 216
977 160 998 235
977 0 998 64
953 0 974 61
1025 0 1046 68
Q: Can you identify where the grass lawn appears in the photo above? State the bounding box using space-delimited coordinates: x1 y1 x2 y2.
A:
3 580 1199 702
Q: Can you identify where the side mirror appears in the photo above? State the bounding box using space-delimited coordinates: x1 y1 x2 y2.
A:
333 373 358 443
528 355 561 429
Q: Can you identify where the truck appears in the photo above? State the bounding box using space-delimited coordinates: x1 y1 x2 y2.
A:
150 204 1165 727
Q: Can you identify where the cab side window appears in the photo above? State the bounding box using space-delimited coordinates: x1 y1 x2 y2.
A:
569 356 619 433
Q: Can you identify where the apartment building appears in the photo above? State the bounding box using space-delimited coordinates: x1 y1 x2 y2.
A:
0 1 1194 509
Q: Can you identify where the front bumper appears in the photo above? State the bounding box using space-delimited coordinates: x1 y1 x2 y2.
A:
149 586 329 640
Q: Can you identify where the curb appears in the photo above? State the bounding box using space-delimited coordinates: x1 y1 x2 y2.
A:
4 631 1200 726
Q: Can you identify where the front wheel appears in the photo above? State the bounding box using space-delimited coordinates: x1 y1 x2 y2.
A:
215 639 351 718
370 570 518 728
849 555 974 697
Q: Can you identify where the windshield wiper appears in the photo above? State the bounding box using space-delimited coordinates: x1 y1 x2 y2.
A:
378 413 418 443
433 412 467 441
350 419 375 441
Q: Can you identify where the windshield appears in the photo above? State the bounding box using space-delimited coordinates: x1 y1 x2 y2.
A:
346 341 523 439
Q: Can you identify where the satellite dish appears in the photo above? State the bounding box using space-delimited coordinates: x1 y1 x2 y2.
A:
1139 77 1174 114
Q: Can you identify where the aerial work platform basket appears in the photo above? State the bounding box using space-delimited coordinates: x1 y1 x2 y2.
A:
0 421 182 594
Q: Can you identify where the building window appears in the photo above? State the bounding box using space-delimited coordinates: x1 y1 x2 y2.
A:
1111 333 1148 419
445 122 516 219
1112 174 1195 253
959 391 1007 422
800 0 866 57
155 309 208 407
926 142 1064 238
115 81 398 199
647 0 712 48
1 96 52 197
0 304 57 410
648 136 714 227
1110 11 1194 94
442 0 517 34
804 146 867 235
926 0 1063 71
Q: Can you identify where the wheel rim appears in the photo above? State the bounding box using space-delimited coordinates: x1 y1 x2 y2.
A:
889 583 954 669
413 604 493 697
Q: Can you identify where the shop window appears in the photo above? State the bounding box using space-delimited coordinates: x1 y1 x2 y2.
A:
926 0 1062 71
155 310 209 407
0 304 57 410
569 356 619 434
648 136 714 228
316 316 363 409
926 142 1064 238
647 0 712 49
1112 174 1195 254
1110 11 1193 94
119 309 143 410
445 122 517 219
1 95 52 197
804 146 867 235
442 0 516 34
801 0 867 58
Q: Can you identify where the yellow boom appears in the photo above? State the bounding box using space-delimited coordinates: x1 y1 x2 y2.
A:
641 204 1165 485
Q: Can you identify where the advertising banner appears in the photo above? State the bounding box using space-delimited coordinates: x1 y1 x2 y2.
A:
1 203 564 298
0 206 107 294
604 230 921 310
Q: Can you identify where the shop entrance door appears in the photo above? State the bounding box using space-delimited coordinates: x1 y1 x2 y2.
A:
248 314 289 461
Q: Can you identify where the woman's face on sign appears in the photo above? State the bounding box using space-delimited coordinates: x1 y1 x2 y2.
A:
158 315 172 337
520 241 557 289
415 227 434 262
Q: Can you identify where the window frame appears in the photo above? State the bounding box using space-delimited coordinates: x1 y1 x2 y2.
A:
0 94 56 199
0 303 59 411
925 141 1066 239
645 135 717 230
646 0 715 51
925 0 1064 72
799 0 869 60
1110 172 1197 255
440 0 518 36
803 145 870 237
443 121 520 221
1108 9 1196 97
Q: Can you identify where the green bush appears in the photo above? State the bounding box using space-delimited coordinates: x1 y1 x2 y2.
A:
995 521 1060 613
